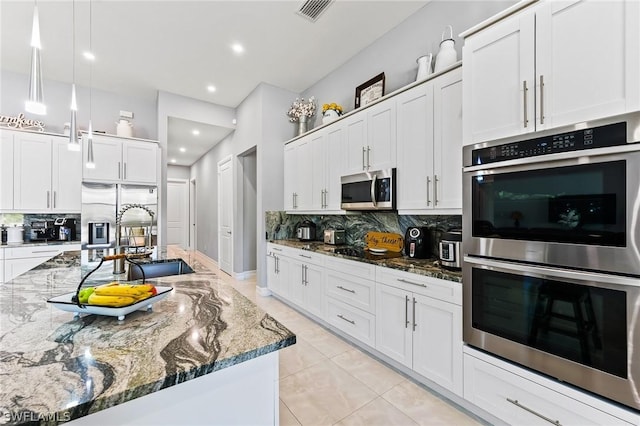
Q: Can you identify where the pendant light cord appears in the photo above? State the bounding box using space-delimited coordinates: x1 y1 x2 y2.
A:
89 0 92 121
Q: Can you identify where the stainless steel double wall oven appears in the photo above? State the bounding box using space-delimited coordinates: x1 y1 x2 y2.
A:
462 112 640 411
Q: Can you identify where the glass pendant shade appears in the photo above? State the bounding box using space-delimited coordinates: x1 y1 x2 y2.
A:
68 83 80 151
86 121 95 168
25 4 46 115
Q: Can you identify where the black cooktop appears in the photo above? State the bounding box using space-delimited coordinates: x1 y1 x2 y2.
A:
332 246 403 261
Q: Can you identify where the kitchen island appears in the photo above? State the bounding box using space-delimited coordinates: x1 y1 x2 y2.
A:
0 251 295 425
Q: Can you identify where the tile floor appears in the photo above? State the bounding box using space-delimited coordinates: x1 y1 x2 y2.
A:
168 246 483 426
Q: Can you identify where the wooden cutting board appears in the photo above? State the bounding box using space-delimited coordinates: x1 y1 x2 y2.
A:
365 231 404 252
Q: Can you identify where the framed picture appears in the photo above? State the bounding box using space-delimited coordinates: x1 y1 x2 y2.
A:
354 72 385 109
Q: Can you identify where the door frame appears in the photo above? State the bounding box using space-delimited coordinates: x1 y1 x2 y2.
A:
217 155 233 275
167 178 189 248
190 178 196 251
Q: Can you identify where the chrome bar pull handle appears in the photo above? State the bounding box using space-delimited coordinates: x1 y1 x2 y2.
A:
426 176 431 205
412 297 417 331
337 285 356 294
362 146 366 170
434 175 439 206
405 295 410 328
539 75 545 125
366 146 371 169
506 398 561 425
370 174 377 207
46 191 50 208
397 278 427 288
337 314 356 325
124 163 127 180
53 191 56 208
118 162 121 179
523 80 529 128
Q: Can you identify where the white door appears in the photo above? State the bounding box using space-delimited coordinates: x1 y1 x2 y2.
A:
13 132 52 211
218 156 233 275
189 178 196 250
166 179 189 247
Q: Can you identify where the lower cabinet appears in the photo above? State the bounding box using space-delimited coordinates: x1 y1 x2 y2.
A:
288 259 324 319
2 244 80 283
266 249 291 299
375 267 463 396
464 347 636 426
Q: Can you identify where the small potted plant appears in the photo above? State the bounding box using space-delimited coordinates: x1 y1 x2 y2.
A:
287 96 316 135
322 103 343 124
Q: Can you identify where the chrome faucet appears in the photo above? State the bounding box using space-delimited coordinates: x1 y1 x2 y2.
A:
113 204 155 274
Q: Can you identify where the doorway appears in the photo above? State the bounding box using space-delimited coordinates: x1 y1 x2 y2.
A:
167 179 189 248
190 178 196 250
218 156 233 275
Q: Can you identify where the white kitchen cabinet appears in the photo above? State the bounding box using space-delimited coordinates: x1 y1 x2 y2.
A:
310 131 326 211
462 0 640 145
0 130 14 210
51 137 82 212
288 254 324 319
375 267 463 396
82 134 158 185
13 132 52 211
464 347 637 426
266 244 291 299
397 66 462 213
343 113 368 174
308 125 345 212
366 100 396 171
2 244 80 283
283 136 312 212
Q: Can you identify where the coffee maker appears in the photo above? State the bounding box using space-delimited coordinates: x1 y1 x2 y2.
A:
404 226 431 259
54 217 77 241
30 220 56 241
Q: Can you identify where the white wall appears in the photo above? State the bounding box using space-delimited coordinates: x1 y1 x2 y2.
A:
167 165 191 180
301 0 516 129
1 70 157 139
241 151 257 271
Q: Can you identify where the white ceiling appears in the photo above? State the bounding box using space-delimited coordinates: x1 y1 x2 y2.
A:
1 0 429 165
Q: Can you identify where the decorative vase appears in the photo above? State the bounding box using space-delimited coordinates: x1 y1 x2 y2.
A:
297 115 309 136
434 25 457 73
322 109 340 125
416 54 433 81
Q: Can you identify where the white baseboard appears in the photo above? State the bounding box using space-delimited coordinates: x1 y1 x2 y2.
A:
256 286 272 297
233 270 256 281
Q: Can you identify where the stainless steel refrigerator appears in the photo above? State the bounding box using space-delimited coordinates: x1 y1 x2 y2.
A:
81 182 158 264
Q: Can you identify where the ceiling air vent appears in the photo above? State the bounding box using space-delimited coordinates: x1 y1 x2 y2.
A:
297 0 334 22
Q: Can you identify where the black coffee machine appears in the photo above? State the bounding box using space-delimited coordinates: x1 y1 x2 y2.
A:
404 226 431 259
54 217 77 241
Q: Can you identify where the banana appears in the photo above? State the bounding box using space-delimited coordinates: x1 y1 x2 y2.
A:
87 293 137 307
94 283 156 297
134 291 154 302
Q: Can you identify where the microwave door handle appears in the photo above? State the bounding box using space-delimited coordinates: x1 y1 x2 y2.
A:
370 175 377 207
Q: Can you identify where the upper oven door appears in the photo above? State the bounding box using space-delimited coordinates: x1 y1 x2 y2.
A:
463 149 640 276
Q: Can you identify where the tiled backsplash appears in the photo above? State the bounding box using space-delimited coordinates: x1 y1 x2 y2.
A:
265 211 461 254
0 213 81 242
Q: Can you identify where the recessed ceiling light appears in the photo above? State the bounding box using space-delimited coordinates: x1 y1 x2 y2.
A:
83 51 95 61
192 129 200 136
179 147 186 153
232 118 237 125
170 158 176 163
231 43 244 54
207 85 216 93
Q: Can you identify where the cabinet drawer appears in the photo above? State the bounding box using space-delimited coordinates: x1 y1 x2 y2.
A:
326 297 375 347
5 246 64 260
464 352 634 426
267 243 292 258
289 248 324 266
325 269 375 314
375 266 461 305
325 255 376 280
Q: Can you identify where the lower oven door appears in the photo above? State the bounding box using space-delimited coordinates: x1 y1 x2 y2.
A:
463 255 640 410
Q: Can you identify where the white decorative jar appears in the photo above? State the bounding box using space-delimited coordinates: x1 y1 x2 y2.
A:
322 109 340 125
434 25 457 73
116 119 133 137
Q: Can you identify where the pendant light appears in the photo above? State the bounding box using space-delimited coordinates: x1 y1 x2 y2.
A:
25 1 46 115
68 0 80 152
85 0 95 169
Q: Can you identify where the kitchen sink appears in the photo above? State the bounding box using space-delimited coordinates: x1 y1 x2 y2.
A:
127 258 195 280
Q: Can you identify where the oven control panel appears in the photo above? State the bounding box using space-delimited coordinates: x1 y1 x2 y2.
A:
472 122 627 165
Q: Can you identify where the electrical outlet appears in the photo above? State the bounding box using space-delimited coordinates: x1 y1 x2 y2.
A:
119 110 134 119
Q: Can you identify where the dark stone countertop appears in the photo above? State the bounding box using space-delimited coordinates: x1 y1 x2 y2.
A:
0 251 295 425
268 239 462 283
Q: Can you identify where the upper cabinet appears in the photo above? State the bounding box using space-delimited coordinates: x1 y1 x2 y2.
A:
462 0 640 145
82 134 159 185
397 66 462 213
1 130 81 212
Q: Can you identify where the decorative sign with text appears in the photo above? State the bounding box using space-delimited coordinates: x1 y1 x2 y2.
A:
365 231 404 252
0 113 45 131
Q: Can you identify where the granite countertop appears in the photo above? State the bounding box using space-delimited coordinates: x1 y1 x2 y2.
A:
0 240 81 248
269 239 462 283
0 251 295 425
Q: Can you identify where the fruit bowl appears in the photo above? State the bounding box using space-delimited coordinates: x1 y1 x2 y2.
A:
47 286 173 321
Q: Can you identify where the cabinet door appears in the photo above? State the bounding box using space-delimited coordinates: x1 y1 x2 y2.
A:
304 263 324 319
325 124 345 211
412 294 463 396
0 131 14 210
343 114 367 174
266 253 278 293
396 83 434 211
13 132 52 211
310 131 326 211
536 0 640 130
288 260 305 307
123 140 158 184
83 135 122 182
267 253 290 299
367 100 397 171
51 137 81 212
462 8 536 145
295 138 313 211
433 68 463 211
284 143 296 211
375 284 413 368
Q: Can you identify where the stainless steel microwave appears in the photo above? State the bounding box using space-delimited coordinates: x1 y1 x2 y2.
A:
341 168 395 211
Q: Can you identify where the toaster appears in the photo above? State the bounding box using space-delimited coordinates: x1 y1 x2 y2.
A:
323 229 345 245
